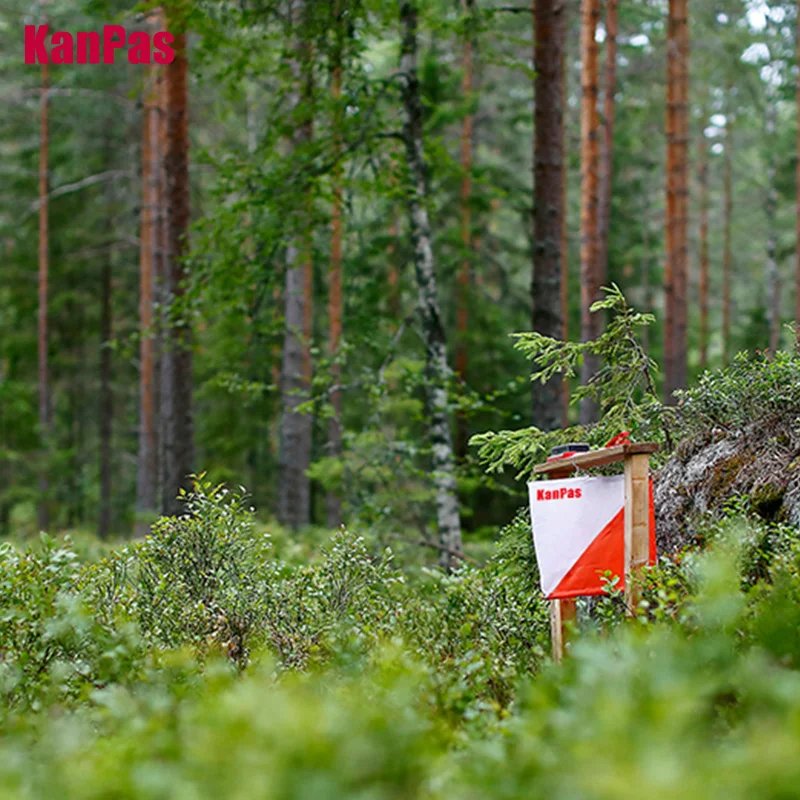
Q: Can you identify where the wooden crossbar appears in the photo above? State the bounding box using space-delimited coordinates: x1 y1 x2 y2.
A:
533 442 659 476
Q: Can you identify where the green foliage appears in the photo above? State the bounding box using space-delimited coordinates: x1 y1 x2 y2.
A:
133 478 270 667
4 507 800 798
672 349 800 439
0 535 143 711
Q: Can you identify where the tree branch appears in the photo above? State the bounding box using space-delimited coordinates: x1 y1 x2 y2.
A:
25 170 131 217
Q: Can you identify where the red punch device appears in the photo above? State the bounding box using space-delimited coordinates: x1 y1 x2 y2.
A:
604 431 631 448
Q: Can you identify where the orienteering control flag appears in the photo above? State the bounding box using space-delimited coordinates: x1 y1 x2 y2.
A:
528 474 656 600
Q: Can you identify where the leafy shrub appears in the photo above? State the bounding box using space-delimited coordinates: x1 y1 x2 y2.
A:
263 531 401 671
398 512 549 723
0 536 143 710
133 478 272 668
672 349 800 441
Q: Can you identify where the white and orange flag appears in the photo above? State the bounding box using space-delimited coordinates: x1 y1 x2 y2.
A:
528 475 656 600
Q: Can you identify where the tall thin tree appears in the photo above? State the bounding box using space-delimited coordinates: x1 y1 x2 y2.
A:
766 92 779 354
596 0 618 287
160 15 193 515
698 129 709 370
722 114 733 363
135 57 161 536
578 0 601 425
37 3 50 532
278 0 314 530
664 0 690 401
560 22 569 425
399 0 462 568
532 0 566 432
327 3 344 529
456 0 475 456
98 165 114 540
796 10 800 343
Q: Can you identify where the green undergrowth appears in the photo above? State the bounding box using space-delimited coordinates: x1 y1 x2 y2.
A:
3 480 800 798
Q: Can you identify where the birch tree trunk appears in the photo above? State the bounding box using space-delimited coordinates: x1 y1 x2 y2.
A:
135 57 160 536
160 21 194 515
38 21 50 533
532 0 566 432
664 0 690 401
698 131 709 370
399 0 462 569
278 0 314 530
578 0 601 425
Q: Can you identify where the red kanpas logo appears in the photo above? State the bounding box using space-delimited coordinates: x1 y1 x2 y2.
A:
536 487 583 501
25 25 175 65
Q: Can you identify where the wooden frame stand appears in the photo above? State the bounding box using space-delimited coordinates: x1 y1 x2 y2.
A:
533 443 658 662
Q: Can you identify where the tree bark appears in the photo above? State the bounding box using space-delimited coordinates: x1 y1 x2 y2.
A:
98 191 113 540
722 109 733 363
797 12 800 345
561 24 569 425
698 131 709 370
766 94 780 354
641 211 651 357
327 17 344 529
278 0 314 530
578 0 601 425
664 0 690 402
37 22 50 533
596 0 617 287
532 0 566 432
456 0 475 457
135 58 160 536
399 0 462 569
160 22 194 515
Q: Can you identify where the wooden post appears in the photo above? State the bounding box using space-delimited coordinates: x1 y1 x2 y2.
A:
550 594 577 664
624 453 650 616
533 443 658 662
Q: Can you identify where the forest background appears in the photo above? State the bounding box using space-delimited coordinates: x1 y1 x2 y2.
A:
1 0 797 562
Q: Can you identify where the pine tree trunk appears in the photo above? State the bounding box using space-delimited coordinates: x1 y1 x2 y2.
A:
596 0 617 286
456 0 474 457
698 132 709 370
327 30 344 530
135 58 160 536
532 0 566 432
399 0 462 569
560 26 569 425
578 0 601 425
37 40 50 533
722 110 733 363
278 0 314 530
664 0 690 402
796 13 800 345
766 95 780 354
160 23 193 515
641 213 651 357
98 204 113 540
